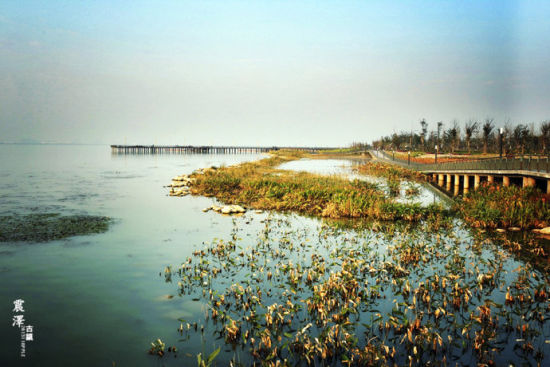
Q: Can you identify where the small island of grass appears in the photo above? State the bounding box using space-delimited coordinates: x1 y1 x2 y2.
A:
170 151 447 222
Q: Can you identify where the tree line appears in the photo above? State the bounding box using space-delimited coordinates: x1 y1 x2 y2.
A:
371 119 550 156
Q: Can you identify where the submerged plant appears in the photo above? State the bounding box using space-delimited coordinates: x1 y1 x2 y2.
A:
0 213 111 242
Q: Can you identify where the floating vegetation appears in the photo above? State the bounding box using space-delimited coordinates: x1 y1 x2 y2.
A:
0 213 110 242
153 215 550 366
456 184 550 229
168 152 447 222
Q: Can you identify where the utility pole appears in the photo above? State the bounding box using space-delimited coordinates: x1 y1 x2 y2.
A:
499 128 504 159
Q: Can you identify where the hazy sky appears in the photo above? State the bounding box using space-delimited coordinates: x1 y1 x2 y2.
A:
1 1 549 146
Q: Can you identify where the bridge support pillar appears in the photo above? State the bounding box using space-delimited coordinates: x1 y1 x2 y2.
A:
432 174 436 182
547 180 550 194
474 175 480 189
503 176 510 187
487 175 494 184
463 175 470 194
446 174 452 191
523 177 536 188
453 185 460 196
438 174 444 187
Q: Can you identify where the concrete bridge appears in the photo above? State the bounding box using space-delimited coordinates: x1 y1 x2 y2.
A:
371 150 550 195
110 145 340 155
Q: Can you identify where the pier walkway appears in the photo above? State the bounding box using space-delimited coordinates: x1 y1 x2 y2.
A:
371 150 550 195
110 145 339 155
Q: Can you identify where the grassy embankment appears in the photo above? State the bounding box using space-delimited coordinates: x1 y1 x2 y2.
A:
187 151 444 222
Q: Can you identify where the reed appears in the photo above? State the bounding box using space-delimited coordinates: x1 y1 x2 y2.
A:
455 183 550 229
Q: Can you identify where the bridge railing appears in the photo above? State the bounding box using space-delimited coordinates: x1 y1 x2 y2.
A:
373 150 550 173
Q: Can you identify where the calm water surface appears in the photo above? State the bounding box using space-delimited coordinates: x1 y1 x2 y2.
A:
0 145 265 366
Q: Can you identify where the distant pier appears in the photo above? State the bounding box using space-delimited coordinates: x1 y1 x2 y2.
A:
110 145 338 155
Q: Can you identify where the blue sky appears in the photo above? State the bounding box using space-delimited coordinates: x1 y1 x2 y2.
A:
1 1 549 145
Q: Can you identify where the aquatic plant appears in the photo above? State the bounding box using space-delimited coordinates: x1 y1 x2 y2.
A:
387 178 401 197
405 183 421 197
154 214 550 366
148 339 166 356
0 213 111 242
197 347 220 367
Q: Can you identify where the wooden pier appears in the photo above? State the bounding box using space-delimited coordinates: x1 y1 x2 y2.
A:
110 145 338 155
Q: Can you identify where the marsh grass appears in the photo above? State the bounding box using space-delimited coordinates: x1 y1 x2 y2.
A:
186 154 550 231
456 184 550 229
187 152 445 221
356 161 425 182
357 161 550 231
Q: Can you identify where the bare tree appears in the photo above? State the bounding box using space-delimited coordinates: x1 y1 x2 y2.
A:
371 118 550 157
482 118 494 154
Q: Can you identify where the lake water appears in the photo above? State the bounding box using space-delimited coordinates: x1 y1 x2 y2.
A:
1 145 549 366
0 144 265 366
